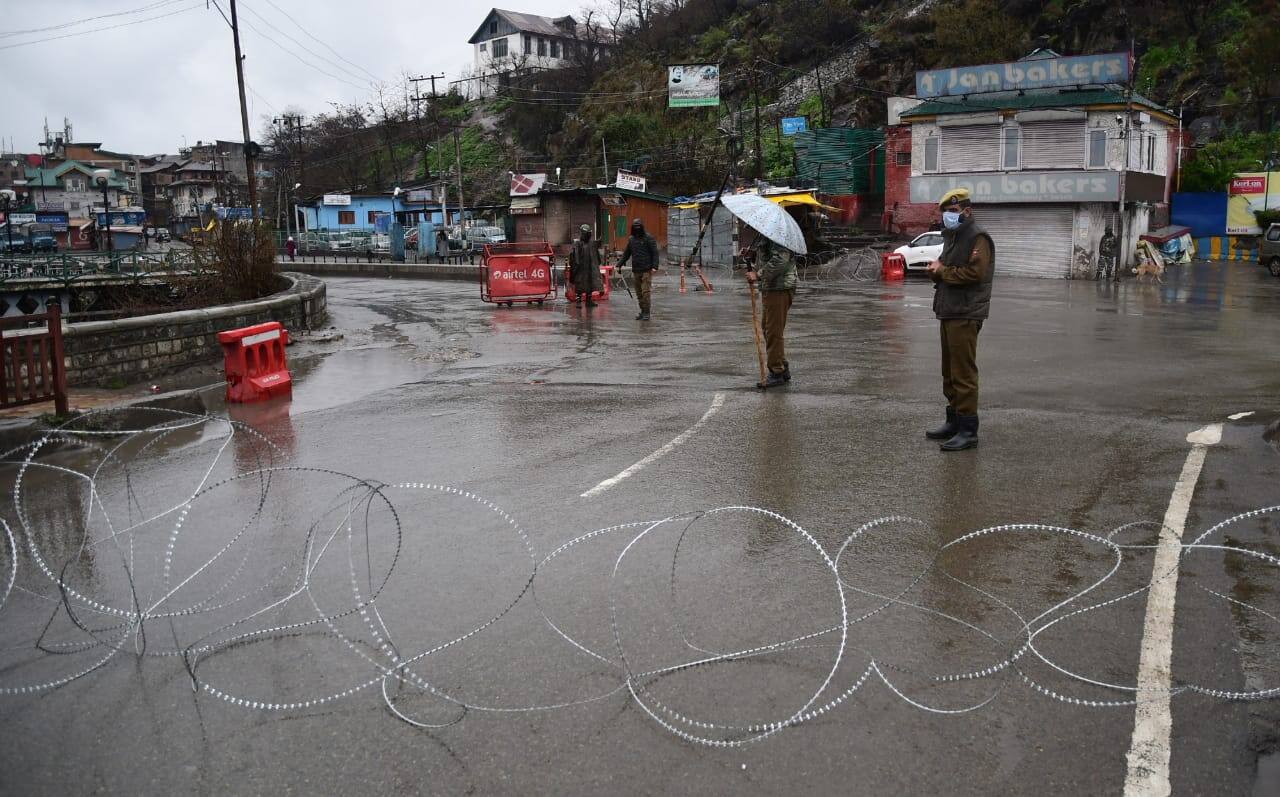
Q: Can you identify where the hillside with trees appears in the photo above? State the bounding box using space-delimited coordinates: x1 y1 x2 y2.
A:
262 0 1279 206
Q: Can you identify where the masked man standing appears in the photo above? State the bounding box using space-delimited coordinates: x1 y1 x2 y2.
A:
616 219 661 320
924 188 995 451
569 224 602 306
745 236 797 388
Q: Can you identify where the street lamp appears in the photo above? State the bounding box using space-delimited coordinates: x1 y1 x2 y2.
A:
0 189 15 255
94 169 113 253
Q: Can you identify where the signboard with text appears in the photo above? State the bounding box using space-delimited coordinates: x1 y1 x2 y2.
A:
406 189 433 203
1227 171 1279 234
909 171 1120 204
7 213 36 225
510 173 547 196
780 116 809 136
96 210 146 226
323 193 351 206
668 64 720 107
915 52 1130 98
615 170 647 192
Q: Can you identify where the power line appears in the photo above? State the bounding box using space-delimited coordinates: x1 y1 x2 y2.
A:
0 0 187 38
255 0 382 84
0 2 200 51
239 1 381 88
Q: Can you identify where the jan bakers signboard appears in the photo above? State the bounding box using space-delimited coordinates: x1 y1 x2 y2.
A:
910 171 1120 204
915 52 1130 98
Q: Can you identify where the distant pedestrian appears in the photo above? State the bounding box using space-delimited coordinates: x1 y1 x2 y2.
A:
436 229 449 264
569 223 602 307
924 188 995 451
285 235 296 262
616 218 660 320
745 236 797 388
1097 227 1117 282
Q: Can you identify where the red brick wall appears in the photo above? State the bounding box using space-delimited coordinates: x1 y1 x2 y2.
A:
883 125 937 238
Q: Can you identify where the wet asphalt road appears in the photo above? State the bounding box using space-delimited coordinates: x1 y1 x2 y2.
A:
2 262 1279 795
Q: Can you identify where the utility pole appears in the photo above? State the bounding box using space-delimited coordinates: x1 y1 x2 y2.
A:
1116 37 1134 279
227 0 258 217
409 74 444 181
751 63 763 180
453 127 466 235
602 136 609 184
814 61 827 129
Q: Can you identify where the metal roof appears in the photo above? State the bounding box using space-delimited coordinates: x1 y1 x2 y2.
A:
469 8 573 43
900 89 1171 119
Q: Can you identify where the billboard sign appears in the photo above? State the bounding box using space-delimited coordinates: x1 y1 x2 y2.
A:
668 64 720 107
910 171 1120 204
8 213 36 225
915 52 1130 98
510 173 547 196
1226 172 1279 234
616 170 647 192
780 116 809 136
323 193 351 206
406 189 433 203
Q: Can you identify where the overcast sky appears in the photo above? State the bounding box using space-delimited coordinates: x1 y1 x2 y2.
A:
0 0 586 156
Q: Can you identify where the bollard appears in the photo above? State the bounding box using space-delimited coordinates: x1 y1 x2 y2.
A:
216 321 292 403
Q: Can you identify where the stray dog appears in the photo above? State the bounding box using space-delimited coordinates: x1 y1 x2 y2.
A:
1132 258 1164 283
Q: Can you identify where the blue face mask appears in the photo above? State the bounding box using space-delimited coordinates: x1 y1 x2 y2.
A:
942 211 963 229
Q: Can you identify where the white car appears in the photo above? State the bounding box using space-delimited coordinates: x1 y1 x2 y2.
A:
893 231 944 272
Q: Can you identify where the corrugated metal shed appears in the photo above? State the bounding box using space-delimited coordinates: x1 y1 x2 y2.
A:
793 128 885 195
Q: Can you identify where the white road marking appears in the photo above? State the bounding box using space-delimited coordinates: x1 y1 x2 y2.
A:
580 392 726 498
1228 411 1254 421
1123 423 1223 796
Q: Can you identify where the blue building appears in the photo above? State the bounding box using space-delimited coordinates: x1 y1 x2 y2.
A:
299 191 469 232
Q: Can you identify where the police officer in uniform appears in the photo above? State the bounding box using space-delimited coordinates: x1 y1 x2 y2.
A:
925 188 995 451
616 219 660 320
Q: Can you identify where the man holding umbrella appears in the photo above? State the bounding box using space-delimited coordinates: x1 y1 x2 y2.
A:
720 193 806 390
745 236 796 388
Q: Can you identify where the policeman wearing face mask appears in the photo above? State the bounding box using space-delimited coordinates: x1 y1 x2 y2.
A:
924 188 995 451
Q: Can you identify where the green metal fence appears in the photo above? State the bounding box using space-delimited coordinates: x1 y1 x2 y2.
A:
793 128 886 195
0 249 215 286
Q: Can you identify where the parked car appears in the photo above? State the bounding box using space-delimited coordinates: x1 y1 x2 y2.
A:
0 235 31 254
892 230 945 272
328 236 354 251
1262 223 1280 277
157 228 171 243
468 226 506 246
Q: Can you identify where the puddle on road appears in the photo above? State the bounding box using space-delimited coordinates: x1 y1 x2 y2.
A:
286 346 435 415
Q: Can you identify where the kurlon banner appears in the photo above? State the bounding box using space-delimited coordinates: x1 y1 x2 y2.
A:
910 171 1120 204
915 52 1130 98
1227 172 1280 234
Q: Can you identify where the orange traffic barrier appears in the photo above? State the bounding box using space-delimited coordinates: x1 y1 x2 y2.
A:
217 321 292 403
880 252 906 281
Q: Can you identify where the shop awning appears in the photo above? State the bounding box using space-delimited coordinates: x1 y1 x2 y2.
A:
510 196 541 215
765 192 841 212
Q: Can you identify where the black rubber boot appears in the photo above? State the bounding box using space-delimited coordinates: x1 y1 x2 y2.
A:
636 312 650 320
925 406 958 440
757 372 787 390
782 360 791 382
940 415 979 451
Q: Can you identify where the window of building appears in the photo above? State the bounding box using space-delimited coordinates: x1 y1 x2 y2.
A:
492 37 508 57
479 42 487 52
895 150 911 166
924 136 939 172
550 39 560 58
1020 121 1085 169
338 210 355 225
537 37 547 56
939 125 1000 171
66 178 85 192
523 34 531 54
1088 128 1107 168
1002 126 1021 169
1145 133 1156 171
489 20 498 35
368 210 379 224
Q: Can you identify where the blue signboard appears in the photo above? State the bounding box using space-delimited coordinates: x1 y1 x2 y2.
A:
35 212 68 232
96 210 145 226
215 207 257 221
915 52 1130 98
781 116 809 136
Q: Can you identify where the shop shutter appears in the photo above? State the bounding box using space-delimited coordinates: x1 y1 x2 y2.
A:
1020 121 1086 169
941 125 999 172
973 205 1074 279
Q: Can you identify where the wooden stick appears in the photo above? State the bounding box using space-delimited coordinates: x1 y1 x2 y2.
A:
749 280 766 386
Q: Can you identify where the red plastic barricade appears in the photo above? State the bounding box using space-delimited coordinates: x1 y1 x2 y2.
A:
217 321 292 403
565 263 613 303
481 242 556 306
880 252 905 281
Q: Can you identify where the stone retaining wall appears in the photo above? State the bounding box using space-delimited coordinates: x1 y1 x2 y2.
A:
280 259 481 282
62 273 327 388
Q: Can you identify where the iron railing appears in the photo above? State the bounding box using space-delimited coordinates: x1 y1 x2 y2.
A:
0 249 215 286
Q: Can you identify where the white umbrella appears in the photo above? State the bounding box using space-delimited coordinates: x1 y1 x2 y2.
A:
719 193 807 256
